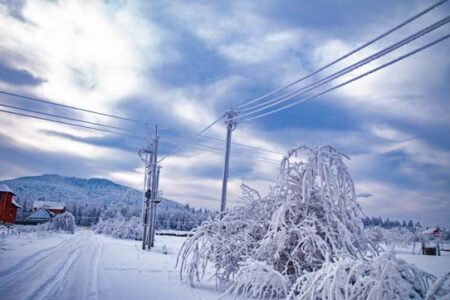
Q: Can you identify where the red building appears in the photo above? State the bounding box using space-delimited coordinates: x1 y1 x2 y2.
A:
0 184 21 224
32 201 65 215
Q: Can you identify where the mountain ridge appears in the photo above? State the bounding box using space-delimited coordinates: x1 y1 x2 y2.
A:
0 174 181 209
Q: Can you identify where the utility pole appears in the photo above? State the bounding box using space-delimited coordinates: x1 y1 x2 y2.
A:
149 165 161 247
220 110 237 216
148 127 159 248
140 125 161 250
141 147 153 250
137 125 163 250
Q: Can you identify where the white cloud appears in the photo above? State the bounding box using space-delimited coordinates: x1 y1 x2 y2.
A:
167 2 304 66
310 19 450 125
0 0 171 111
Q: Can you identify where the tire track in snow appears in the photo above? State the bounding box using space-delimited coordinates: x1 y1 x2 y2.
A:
0 232 86 299
26 246 81 300
87 233 102 300
0 233 78 278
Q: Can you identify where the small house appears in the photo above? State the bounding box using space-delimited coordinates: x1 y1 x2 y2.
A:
0 183 21 224
25 208 55 224
32 201 66 215
422 227 444 239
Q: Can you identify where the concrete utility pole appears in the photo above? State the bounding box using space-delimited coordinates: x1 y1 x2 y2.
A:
141 125 161 250
220 110 237 216
142 148 153 250
148 127 159 248
149 165 161 247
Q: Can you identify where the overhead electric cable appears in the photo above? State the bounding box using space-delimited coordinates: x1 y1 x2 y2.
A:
158 114 226 163
235 0 448 110
237 34 450 122
0 109 146 139
235 16 450 119
0 103 137 132
159 125 283 155
0 90 145 124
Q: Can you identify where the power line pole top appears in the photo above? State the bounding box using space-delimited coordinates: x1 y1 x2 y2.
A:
225 109 238 130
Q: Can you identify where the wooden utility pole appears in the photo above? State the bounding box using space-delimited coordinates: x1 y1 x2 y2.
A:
220 110 237 217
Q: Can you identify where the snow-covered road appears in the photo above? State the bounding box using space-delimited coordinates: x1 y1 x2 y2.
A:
1 230 449 300
0 229 230 300
0 230 102 300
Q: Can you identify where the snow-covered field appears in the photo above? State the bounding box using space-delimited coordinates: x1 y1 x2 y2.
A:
0 229 449 300
0 229 233 300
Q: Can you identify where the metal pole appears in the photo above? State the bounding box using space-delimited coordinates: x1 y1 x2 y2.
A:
220 111 236 216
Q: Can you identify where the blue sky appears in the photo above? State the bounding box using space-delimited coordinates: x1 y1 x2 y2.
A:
0 0 449 227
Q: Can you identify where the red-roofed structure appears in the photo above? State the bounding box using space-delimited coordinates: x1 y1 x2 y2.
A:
0 184 21 224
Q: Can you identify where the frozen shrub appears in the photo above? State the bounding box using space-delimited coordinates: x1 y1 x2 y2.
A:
425 272 450 300
225 259 288 299
365 226 416 250
95 216 142 240
289 253 434 300
178 145 445 299
50 212 76 234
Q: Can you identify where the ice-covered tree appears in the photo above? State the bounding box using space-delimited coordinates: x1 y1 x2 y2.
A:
50 212 76 234
178 145 443 299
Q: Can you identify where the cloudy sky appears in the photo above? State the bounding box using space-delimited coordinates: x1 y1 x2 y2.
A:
0 0 449 227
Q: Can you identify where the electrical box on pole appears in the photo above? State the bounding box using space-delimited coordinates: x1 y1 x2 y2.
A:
220 110 237 217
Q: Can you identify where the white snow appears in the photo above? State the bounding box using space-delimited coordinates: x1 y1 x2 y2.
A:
396 245 450 278
32 200 66 210
0 183 15 194
0 229 234 300
1 229 449 299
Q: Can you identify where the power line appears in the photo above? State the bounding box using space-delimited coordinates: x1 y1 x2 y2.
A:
0 90 282 158
160 138 281 165
0 103 138 132
0 90 145 124
235 0 448 110
158 114 226 163
0 109 146 139
159 125 283 155
237 34 450 122
234 16 450 120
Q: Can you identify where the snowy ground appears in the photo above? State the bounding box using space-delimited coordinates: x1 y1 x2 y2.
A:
1 229 449 300
0 229 232 300
396 244 450 278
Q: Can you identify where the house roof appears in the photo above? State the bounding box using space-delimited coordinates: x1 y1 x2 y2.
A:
422 227 441 234
26 208 54 220
32 201 65 210
0 183 15 195
11 199 22 208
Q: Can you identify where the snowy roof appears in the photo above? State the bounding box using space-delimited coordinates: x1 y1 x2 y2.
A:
0 183 15 195
422 227 442 234
26 208 54 220
32 201 65 210
11 199 21 208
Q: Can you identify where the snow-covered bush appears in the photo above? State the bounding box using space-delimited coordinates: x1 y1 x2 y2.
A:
95 216 142 240
49 212 76 234
178 145 444 299
289 253 434 299
225 259 288 299
425 272 450 300
365 226 416 249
